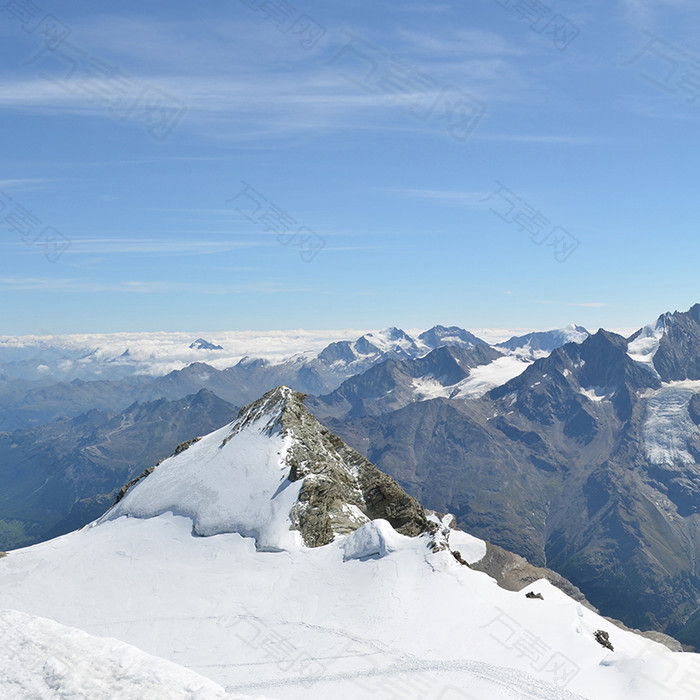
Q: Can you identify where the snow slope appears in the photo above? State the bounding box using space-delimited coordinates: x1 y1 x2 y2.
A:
628 318 665 370
0 609 257 699
408 356 532 401
453 354 533 399
1 386 699 699
1 514 697 700
103 419 302 549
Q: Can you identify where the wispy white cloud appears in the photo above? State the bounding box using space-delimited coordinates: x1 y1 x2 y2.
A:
537 300 610 308
385 188 490 206
395 28 527 57
0 276 315 294
47 238 270 256
0 178 55 191
0 13 541 141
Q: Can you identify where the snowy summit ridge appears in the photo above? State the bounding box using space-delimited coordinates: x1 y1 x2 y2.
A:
103 385 428 550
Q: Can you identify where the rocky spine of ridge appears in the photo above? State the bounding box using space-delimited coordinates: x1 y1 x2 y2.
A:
651 303 700 380
223 386 431 547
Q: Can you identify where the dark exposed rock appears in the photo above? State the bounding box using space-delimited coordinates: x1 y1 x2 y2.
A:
452 549 469 567
651 304 700 381
115 466 156 504
272 387 429 547
174 437 201 455
525 591 544 600
688 393 700 425
594 629 614 651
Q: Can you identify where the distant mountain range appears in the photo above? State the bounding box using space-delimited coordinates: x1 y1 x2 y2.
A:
318 305 700 649
0 324 590 429
0 322 590 550
10 308 700 650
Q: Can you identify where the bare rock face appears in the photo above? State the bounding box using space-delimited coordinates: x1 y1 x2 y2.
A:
273 387 429 547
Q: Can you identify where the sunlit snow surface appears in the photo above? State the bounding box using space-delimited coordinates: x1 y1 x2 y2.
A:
410 356 532 402
0 609 253 700
628 319 664 370
103 420 303 550
643 381 700 465
453 355 533 398
0 514 697 700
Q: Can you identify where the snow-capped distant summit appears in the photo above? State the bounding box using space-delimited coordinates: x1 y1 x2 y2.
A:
189 338 224 351
497 324 590 357
104 385 428 550
418 325 487 350
628 303 700 381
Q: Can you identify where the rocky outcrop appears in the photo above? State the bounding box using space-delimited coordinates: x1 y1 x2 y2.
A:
470 541 594 608
651 304 700 381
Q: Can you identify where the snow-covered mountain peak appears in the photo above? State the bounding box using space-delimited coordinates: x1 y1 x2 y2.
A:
224 384 304 439
627 315 666 366
497 325 590 357
102 385 429 551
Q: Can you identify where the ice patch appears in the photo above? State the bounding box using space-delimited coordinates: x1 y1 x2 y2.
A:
339 519 403 560
643 381 700 465
628 319 665 367
449 529 487 564
579 388 606 402
411 376 452 400
453 355 532 398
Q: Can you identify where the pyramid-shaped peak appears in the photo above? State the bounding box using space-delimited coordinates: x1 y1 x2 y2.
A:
418 325 485 349
102 385 429 551
228 384 307 435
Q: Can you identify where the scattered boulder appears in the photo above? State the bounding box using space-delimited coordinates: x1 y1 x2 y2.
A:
594 629 614 651
525 591 544 600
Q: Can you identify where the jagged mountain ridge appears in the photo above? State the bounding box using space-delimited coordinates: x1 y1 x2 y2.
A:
317 308 700 648
307 343 504 420
0 323 585 428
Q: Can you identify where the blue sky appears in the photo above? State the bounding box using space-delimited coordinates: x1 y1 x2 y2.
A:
1 0 699 335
